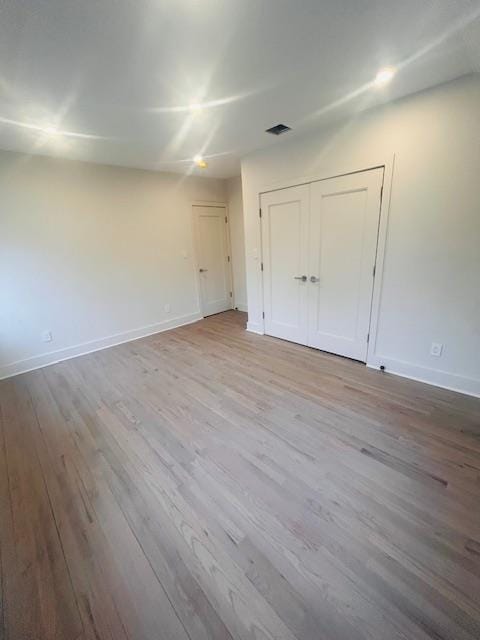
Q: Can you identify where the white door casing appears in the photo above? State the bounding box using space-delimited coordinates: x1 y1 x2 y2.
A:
261 185 310 344
193 205 232 317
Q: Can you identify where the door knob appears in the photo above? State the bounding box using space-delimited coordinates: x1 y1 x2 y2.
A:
199 268 208 273
310 276 319 283
294 275 307 282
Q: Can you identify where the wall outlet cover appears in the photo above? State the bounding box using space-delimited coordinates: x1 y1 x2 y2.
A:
430 342 443 357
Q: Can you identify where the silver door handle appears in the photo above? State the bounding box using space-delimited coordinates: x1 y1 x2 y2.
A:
199 268 208 273
294 275 307 282
310 276 319 283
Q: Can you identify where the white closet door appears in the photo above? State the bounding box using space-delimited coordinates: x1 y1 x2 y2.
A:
261 185 309 344
307 169 383 361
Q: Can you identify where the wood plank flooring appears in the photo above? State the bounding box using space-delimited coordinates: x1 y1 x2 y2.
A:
1 310 479 640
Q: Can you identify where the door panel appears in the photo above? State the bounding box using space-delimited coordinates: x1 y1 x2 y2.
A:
194 206 232 317
261 185 309 344
308 168 383 360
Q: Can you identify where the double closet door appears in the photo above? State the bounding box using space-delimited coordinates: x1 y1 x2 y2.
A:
261 168 383 362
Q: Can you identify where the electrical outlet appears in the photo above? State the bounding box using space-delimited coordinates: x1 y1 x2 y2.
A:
42 330 53 343
430 342 443 357
164 303 171 313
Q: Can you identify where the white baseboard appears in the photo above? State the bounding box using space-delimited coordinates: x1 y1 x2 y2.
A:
367 357 480 399
235 303 248 312
246 321 264 335
0 311 203 381
5 312 477 400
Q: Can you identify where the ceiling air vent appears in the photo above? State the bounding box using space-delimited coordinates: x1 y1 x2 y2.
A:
265 123 291 136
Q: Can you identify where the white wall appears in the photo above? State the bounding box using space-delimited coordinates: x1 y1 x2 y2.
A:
0 152 226 378
242 74 480 397
226 176 247 311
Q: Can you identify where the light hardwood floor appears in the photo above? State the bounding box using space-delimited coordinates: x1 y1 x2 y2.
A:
1 310 480 640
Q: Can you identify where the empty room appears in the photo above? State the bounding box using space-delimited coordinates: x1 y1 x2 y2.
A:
1 2 480 639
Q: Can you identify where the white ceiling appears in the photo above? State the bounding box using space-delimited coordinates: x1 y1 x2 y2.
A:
0 0 479 178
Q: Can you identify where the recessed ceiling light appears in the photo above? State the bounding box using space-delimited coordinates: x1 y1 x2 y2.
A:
42 126 60 136
193 154 208 168
189 103 203 112
374 67 396 87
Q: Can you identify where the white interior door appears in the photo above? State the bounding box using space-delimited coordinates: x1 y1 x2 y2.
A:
307 168 383 361
194 205 232 317
261 185 309 344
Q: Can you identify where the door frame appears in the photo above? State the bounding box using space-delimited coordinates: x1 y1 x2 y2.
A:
191 201 234 317
257 155 395 365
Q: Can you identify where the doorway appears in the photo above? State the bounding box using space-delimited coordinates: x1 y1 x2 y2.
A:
260 168 384 361
193 204 233 317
